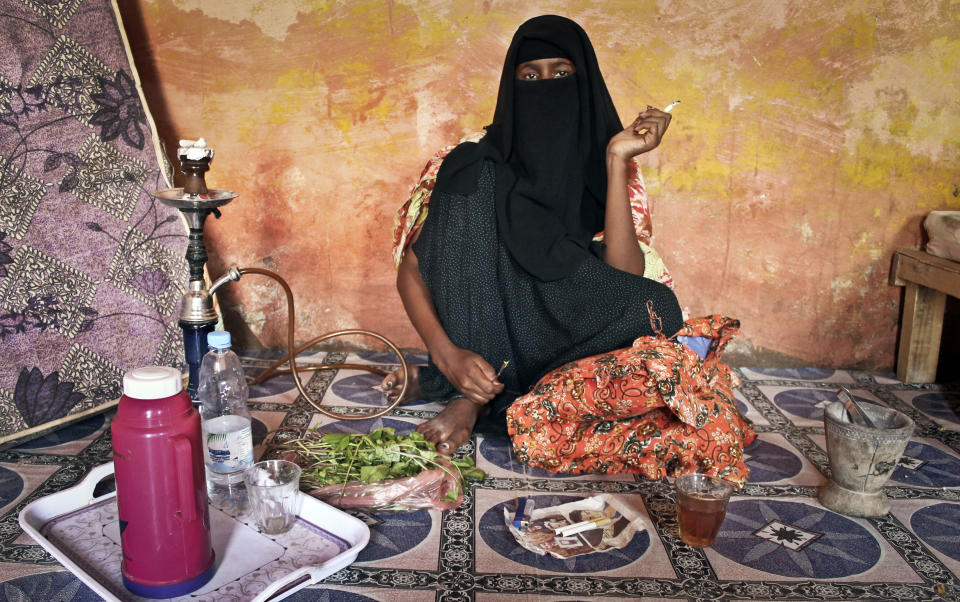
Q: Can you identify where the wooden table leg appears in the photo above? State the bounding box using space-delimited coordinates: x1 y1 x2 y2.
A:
897 281 947 383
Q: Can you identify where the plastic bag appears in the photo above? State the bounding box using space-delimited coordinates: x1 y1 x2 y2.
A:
505 494 647 559
279 450 464 513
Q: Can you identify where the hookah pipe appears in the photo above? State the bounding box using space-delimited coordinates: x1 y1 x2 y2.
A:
154 140 407 420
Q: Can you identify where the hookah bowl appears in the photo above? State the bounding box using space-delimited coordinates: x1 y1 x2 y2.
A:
153 140 239 399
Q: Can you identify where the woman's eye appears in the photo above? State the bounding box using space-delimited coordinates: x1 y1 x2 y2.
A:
553 70 570 78
522 72 538 80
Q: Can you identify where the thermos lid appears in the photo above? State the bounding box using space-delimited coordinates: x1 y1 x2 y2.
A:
122 366 183 399
207 330 231 349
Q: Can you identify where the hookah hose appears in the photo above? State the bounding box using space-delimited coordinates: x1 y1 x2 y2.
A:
231 267 408 420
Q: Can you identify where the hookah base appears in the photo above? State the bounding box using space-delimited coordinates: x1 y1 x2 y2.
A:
818 479 890 517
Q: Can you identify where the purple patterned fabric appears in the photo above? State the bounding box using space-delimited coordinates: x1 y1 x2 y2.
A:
0 0 187 443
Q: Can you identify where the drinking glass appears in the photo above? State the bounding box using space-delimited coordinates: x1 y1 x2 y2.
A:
675 473 733 548
244 460 302 535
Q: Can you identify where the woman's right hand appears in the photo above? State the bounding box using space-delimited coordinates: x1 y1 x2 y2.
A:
434 346 504 405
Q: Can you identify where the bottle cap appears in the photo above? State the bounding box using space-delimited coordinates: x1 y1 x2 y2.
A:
207 330 231 349
123 366 183 399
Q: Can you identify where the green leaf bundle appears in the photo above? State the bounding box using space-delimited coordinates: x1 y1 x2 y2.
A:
286 427 486 500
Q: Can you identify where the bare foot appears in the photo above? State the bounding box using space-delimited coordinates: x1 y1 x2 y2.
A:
379 364 422 404
417 397 485 454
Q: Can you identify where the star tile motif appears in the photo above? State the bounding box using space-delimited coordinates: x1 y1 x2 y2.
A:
898 455 926 471
753 519 822 551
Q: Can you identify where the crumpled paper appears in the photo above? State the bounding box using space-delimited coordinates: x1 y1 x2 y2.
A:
503 494 647 559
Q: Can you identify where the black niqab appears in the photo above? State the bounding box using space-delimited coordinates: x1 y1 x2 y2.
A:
435 15 623 281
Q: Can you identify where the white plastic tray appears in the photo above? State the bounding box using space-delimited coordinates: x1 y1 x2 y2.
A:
19 462 370 601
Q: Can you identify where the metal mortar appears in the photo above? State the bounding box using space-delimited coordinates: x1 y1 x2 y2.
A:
819 401 914 517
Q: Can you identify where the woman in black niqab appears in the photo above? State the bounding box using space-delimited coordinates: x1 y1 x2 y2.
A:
390 14 683 448
437 14 623 281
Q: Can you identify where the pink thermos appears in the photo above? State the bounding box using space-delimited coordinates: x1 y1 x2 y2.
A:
112 366 215 598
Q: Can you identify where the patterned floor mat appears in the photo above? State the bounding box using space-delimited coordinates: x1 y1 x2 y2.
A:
0 353 957 601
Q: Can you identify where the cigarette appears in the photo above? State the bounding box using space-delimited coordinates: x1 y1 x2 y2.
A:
635 100 680 136
555 517 613 537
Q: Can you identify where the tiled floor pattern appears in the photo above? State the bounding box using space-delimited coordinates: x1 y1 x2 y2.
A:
0 354 957 601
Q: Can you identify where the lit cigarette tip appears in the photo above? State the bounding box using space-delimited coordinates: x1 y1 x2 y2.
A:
663 100 681 113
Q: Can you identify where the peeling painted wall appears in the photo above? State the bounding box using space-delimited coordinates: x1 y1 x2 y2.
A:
120 0 960 370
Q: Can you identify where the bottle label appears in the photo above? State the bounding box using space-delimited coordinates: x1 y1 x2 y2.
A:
203 419 254 474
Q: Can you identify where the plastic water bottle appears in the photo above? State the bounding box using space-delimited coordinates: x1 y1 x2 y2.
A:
197 330 253 513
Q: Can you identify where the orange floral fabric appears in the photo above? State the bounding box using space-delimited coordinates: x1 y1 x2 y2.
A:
506 315 756 487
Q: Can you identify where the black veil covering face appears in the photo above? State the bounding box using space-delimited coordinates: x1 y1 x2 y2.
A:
436 14 623 281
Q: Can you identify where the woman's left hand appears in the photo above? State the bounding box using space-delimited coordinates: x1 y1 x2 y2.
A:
607 106 672 161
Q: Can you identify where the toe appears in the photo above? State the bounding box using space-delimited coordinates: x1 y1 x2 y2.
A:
451 429 471 450
417 421 440 443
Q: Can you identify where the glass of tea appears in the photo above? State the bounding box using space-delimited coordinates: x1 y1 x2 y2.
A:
675 473 733 548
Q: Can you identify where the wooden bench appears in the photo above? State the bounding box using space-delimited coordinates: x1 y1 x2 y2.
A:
890 247 960 382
